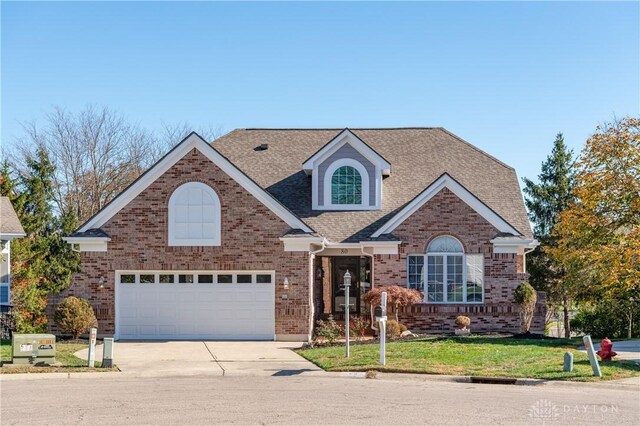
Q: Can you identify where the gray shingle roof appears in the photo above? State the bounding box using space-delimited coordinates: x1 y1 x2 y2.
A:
68 228 111 239
213 128 533 242
0 197 25 237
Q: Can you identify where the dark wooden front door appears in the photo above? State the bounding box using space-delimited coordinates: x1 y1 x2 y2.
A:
332 257 360 315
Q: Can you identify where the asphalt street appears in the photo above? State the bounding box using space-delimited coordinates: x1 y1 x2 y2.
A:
1 374 639 425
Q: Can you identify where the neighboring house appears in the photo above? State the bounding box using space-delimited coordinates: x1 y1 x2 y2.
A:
57 128 544 341
0 197 26 311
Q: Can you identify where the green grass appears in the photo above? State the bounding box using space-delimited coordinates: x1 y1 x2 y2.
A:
298 336 640 381
1 338 115 373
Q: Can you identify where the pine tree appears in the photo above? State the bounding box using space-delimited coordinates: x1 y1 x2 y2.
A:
522 133 576 337
9 148 79 332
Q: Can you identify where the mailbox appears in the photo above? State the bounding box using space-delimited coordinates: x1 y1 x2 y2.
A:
11 334 56 365
374 306 383 319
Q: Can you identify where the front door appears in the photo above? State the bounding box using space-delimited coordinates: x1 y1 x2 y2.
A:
332 257 360 315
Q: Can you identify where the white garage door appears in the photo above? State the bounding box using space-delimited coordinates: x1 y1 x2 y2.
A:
116 271 275 340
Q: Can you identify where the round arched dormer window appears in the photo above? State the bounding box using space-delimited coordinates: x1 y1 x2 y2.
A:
323 158 370 209
168 182 221 246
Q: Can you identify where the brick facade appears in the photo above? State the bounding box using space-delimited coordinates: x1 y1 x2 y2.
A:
48 149 311 340
49 150 544 340
374 188 545 333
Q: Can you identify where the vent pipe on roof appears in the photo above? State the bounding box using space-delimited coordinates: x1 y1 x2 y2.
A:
259 143 269 150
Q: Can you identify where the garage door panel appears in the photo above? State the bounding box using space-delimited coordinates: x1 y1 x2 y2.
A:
158 325 177 336
117 271 275 340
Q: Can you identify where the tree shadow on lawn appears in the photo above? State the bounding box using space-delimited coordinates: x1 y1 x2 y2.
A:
397 336 640 374
409 335 579 349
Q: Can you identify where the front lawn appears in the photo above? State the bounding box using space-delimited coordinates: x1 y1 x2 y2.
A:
298 336 640 381
0 338 115 373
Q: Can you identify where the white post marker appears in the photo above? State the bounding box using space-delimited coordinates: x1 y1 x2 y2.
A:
583 335 602 377
102 337 114 368
344 270 351 358
379 291 387 366
87 327 97 368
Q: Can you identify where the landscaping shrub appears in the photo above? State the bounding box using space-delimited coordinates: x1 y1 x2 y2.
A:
385 319 405 339
314 317 343 344
571 303 640 339
54 296 97 339
363 285 422 321
455 315 471 329
350 316 369 340
514 281 537 333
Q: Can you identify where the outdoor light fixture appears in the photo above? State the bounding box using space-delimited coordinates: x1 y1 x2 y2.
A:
283 277 289 290
343 270 351 287
98 277 105 289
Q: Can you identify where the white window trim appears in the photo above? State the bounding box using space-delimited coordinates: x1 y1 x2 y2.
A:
0 243 10 305
168 182 221 246
322 158 371 210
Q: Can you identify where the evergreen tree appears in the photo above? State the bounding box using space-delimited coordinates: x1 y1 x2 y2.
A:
9 148 79 332
522 133 576 337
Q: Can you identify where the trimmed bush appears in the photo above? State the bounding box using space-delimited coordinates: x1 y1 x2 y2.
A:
54 296 97 339
314 317 343 344
514 281 537 333
455 315 471 329
350 316 369 340
386 319 406 339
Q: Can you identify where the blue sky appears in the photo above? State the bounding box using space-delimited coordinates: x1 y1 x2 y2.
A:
2 1 638 183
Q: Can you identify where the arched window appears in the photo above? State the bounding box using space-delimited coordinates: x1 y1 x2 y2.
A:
331 166 362 205
168 182 221 246
323 158 370 208
427 236 464 303
407 235 484 303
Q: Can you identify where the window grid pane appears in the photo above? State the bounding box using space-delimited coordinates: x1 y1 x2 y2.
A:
407 256 424 291
446 255 464 302
331 166 362 205
427 255 444 302
466 254 484 302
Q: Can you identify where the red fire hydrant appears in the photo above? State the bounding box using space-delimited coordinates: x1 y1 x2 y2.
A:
596 337 618 362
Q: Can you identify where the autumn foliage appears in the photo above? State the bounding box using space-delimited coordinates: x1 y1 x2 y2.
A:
550 117 639 305
363 285 422 321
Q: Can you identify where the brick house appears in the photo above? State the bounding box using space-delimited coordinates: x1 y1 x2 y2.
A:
56 128 544 341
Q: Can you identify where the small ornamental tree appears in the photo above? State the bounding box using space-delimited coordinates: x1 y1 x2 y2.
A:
363 285 422 322
54 296 97 339
514 282 538 333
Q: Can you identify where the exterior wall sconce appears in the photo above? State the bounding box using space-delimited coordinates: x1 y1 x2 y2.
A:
98 277 105 289
283 277 289 290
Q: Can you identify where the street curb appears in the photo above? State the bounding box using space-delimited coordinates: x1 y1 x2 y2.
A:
362 372 639 390
0 370 121 381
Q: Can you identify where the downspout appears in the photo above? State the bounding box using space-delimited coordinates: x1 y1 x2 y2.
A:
522 244 537 274
308 239 328 340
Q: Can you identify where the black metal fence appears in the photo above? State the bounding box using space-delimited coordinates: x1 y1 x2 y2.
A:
0 304 15 340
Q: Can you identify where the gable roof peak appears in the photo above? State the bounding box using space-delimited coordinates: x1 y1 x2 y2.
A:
302 128 391 174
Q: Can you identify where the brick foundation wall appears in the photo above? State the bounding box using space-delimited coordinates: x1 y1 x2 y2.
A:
374 187 546 333
48 149 311 338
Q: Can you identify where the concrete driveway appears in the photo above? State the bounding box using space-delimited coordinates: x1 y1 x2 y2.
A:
76 341 323 378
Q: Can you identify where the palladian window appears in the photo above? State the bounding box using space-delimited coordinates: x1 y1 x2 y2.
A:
407 236 484 303
331 166 362 205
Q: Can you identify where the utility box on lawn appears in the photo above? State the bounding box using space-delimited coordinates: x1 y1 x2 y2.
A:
11 334 56 365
